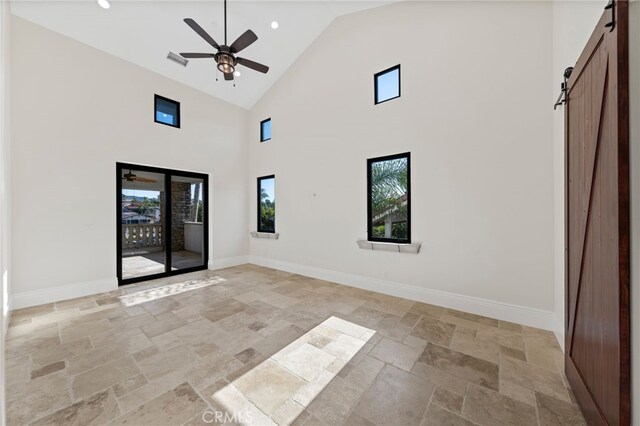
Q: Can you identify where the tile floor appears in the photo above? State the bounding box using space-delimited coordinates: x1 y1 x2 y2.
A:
122 250 204 279
5 265 587 425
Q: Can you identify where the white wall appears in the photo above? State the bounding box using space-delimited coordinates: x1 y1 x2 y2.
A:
629 1 639 423
248 1 555 328
10 17 249 306
0 0 11 422
184 222 204 253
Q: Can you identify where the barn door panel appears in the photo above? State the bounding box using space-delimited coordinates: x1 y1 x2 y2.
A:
564 1 629 425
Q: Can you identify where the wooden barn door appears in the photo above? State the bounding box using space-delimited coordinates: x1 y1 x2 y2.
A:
565 1 630 425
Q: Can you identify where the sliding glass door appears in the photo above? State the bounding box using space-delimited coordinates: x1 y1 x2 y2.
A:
170 175 206 271
117 163 208 285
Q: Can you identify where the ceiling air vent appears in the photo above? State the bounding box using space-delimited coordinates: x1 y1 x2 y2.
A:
167 52 188 67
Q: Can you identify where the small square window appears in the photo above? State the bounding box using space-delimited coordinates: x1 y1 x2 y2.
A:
374 65 401 104
154 95 180 128
260 118 272 142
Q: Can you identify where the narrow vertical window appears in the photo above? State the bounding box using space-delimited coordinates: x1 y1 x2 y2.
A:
367 153 411 243
260 118 272 142
154 94 180 128
258 175 276 232
374 65 401 104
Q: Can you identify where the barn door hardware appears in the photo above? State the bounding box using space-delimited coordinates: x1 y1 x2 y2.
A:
605 0 615 31
554 67 574 110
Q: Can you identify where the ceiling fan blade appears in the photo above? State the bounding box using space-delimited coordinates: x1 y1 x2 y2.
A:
180 53 216 58
184 18 220 50
133 177 158 183
230 29 258 53
224 72 234 81
237 57 269 74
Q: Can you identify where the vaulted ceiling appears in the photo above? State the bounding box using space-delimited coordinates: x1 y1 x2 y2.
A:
11 0 394 109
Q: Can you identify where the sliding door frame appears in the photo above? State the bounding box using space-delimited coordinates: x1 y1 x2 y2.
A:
116 162 209 286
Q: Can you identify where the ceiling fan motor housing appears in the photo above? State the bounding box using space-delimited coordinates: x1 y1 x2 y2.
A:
214 48 237 73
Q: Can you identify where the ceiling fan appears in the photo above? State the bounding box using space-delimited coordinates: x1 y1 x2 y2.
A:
180 0 269 81
122 170 158 183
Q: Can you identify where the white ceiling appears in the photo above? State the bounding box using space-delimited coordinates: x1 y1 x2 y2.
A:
11 0 394 109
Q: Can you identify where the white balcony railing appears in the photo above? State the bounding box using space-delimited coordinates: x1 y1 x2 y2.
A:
122 224 163 249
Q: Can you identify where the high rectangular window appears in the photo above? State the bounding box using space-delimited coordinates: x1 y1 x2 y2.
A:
374 65 401 104
367 152 411 243
258 175 276 232
155 94 180 128
260 118 272 142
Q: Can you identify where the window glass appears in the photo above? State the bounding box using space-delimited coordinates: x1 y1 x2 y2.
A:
375 65 401 104
368 153 410 242
258 176 275 232
261 118 272 142
155 95 180 127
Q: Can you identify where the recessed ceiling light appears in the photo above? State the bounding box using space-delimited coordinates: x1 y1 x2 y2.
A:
97 0 110 9
271 21 279 30
234 70 241 77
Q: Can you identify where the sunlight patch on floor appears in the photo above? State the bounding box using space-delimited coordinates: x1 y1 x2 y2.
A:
210 316 375 425
118 276 226 307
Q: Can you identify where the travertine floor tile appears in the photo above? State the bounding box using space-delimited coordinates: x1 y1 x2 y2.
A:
419 343 499 391
306 375 363 425
421 403 475 426
71 356 140 400
462 383 538 425
535 391 587 425
500 355 569 401
410 362 469 396
355 365 434 426
234 359 307 416
369 337 421 372
411 317 456 346
5 266 587 426
273 343 336 381
6 371 72 425
31 389 121 425
432 387 464 413
111 382 207 425
31 360 66 380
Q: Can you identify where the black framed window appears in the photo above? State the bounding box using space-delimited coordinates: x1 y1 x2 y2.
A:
260 118 272 142
257 175 275 232
367 152 411 243
374 64 401 104
155 94 180 128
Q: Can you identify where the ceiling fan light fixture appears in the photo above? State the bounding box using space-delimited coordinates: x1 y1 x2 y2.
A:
216 53 235 74
181 0 270 81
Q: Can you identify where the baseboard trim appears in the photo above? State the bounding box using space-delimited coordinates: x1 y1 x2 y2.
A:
553 315 565 351
248 256 555 331
12 277 117 309
3 298 11 339
208 256 250 271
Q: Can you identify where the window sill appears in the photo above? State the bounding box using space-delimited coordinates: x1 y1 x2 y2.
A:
356 239 420 254
251 231 279 240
